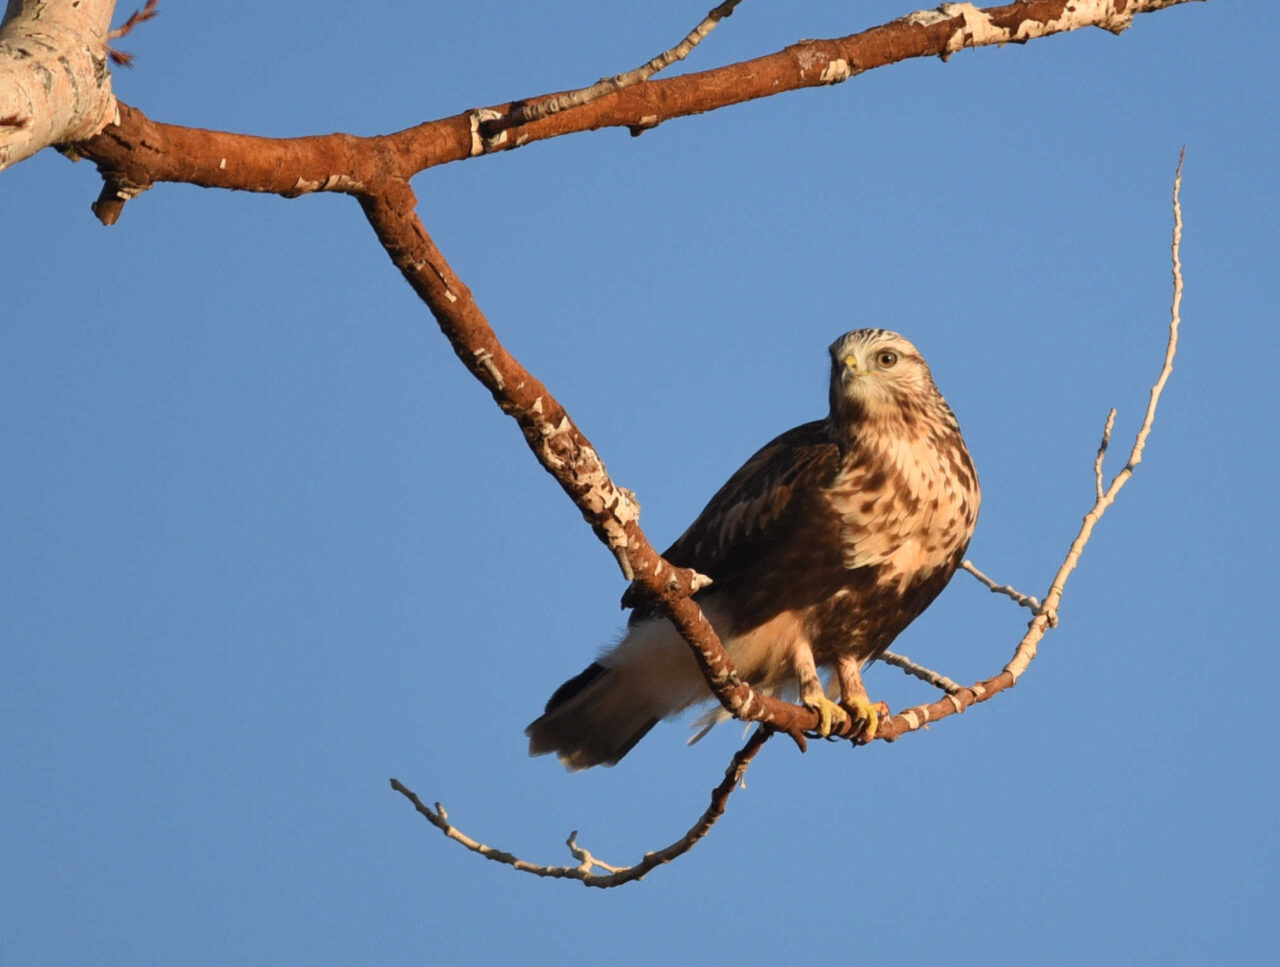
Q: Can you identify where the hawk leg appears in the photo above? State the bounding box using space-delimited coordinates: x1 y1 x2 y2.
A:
836 654 884 743
793 644 849 738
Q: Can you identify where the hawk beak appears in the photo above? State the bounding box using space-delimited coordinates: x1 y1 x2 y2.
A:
842 354 861 379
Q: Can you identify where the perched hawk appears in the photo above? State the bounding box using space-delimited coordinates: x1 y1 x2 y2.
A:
527 329 980 770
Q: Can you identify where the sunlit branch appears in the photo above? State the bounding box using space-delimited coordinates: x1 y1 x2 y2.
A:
960 560 1041 613
479 1 745 143
879 151 1186 739
391 727 771 887
878 649 963 694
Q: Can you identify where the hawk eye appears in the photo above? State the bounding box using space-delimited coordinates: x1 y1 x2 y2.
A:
876 351 899 368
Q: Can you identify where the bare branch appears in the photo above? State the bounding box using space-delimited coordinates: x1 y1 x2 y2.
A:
481 0 744 143
69 1 1198 213
391 727 771 887
1095 408 1117 500
52 1 1193 749
1000 149 1186 682
960 560 1041 612
881 151 1187 741
878 650 963 694
14 0 1191 878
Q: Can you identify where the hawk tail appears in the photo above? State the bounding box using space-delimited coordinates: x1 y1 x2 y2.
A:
525 618 708 770
525 662 663 770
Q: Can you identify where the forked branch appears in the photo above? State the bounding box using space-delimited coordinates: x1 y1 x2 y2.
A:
395 153 1186 880
478 1 745 142
879 149 1185 738
66 1 1199 214
10 0 1192 886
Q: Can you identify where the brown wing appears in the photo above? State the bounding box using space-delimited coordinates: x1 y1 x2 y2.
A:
624 419 841 618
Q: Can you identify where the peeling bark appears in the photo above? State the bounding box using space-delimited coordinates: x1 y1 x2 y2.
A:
1 0 1195 752
68 1 1199 204
0 0 117 171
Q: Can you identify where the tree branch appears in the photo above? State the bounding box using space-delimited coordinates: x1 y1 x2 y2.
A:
67 1 1199 218
47 1 1191 748
878 650 964 694
479 0 745 141
960 559 1042 613
878 149 1186 741
355 177 823 745
0 0 118 171
6 0 1191 881
391 726 771 887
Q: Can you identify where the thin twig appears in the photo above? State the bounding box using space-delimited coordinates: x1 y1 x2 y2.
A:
480 1 744 142
960 560 1041 612
106 0 160 67
392 727 771 887
878 649 963 694
880 151 1187 738
1001 147 1185 682
1095 408 1117 500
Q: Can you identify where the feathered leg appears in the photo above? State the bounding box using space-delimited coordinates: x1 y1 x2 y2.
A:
835 653 884 742
791 640 849 738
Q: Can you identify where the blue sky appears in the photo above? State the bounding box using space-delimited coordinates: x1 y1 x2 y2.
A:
4 2 1277 965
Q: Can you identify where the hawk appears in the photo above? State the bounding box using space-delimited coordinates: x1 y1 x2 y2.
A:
527 329 980 770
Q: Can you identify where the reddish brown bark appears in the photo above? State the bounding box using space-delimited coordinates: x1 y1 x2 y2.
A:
59 0 1193 748
74 2 1197 206
357 180 820 743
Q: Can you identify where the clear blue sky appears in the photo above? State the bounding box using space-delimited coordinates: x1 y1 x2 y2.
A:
4 2 1276 965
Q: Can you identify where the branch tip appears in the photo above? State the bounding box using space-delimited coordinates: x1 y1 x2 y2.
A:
392 727 770 886
107 0 161 66
478 0 745 143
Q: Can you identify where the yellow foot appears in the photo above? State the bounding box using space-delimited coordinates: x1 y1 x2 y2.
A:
841 695 887 743
803 695 850 738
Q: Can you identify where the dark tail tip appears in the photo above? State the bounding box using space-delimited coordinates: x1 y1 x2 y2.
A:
526 662 658 770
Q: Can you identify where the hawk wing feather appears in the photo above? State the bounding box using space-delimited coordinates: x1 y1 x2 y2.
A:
624 420 841 619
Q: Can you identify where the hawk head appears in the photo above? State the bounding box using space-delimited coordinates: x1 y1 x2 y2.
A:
827 328 940 429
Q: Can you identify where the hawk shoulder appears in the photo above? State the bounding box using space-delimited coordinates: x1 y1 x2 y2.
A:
623 420 841 617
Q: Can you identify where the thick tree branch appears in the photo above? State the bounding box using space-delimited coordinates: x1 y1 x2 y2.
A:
356 178 825 744
48 1 1192 745
68 0 1198 219
7 0 1190 880
0 0 117 170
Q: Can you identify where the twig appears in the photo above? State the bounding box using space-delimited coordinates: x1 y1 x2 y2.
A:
878 649 963 694
106 0 160 67
960 560 1041 612
886 150 1186 740
1002 148 1185 680
392 727 771 887
480 1 744 144
1095 408 1117 500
